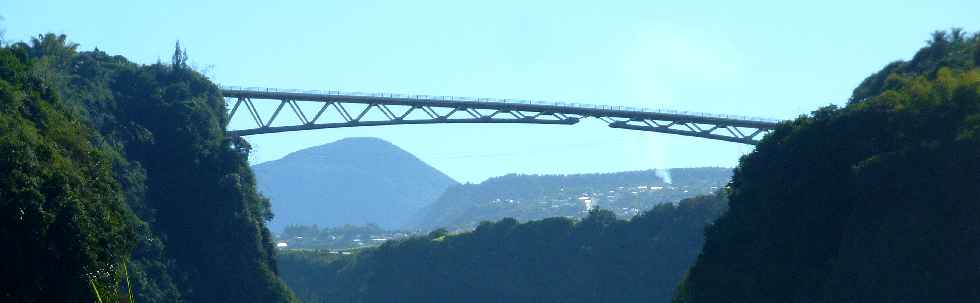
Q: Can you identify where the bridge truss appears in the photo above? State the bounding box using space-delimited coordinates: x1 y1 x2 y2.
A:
222 87 780 145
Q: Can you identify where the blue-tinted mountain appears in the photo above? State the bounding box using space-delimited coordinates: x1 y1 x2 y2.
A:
253 137 458 231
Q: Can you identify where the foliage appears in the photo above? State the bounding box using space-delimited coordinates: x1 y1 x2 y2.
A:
850 28 980 102
0 45 136 302
5 35 297 302
675 30 980 303
278 193 728 303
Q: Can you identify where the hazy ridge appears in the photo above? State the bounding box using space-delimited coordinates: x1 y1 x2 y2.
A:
253 137 458 231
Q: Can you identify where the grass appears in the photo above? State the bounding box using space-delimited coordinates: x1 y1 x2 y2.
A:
89 261 135 303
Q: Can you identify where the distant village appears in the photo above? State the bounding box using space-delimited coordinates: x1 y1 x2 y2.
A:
274 224 414 251
276 182 722 250
477 183 721 225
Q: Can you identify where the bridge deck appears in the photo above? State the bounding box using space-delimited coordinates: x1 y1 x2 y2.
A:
220 86 780 145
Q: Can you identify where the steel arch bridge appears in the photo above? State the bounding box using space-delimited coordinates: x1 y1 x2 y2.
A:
222 87 780 145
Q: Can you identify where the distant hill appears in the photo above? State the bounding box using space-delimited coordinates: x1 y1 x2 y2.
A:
253 138 458 231
278 193 728 303
409 168 731 231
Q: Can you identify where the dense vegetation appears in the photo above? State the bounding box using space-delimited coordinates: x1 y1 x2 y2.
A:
254 137 458 231
0 38 136 302
279 193 727 303
410 168 730 231
674 30 980 303
1 35 296 302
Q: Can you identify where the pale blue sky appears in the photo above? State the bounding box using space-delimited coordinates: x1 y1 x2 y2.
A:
3 0 979 183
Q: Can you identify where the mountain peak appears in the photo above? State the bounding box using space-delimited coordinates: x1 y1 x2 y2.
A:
317 137 397 150
253 137 458 231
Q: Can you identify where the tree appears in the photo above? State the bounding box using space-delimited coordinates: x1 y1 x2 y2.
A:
172 41 188 70
0 16 6 45
674 31 980 303
950 27 966 43
928 30 949 58
975 35 980 65
0 46 136 303
26 33 79 59
277 193 728 303
7 33 298 303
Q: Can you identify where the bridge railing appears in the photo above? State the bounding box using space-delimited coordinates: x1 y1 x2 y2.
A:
220 85 780 123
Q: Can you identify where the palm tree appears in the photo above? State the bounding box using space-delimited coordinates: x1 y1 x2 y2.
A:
926 30 950 60
950 28 965 43
11 33 80 86
27 33 79 62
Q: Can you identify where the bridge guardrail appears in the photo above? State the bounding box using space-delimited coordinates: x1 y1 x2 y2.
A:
219 85 780 123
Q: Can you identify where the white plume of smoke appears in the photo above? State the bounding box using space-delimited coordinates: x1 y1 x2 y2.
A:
649 136 673 184
655 168 672 185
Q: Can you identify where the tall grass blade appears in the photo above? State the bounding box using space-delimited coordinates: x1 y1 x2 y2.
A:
89 278 104 303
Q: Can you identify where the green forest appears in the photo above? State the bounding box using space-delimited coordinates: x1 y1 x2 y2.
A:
278 193 727 303
674 30 980 303
0 35 296 302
